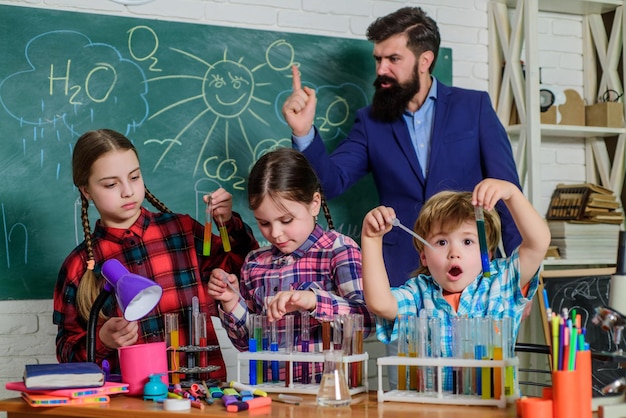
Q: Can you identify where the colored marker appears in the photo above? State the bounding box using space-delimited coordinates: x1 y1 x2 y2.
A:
475 206 491 277
225 396 272 412
551 314 559 371
228 382 268 397
203 196 212 256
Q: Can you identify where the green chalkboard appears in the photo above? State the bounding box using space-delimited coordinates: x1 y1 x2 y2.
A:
0 5 452 299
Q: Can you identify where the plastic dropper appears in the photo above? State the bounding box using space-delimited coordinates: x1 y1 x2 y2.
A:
391 218 434 249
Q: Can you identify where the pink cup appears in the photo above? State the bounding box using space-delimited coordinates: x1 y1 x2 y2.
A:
118 342 168 396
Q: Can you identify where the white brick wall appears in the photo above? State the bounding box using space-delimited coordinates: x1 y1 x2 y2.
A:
0 0 587 403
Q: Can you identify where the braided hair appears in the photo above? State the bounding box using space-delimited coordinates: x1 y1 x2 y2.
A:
72 129 172 321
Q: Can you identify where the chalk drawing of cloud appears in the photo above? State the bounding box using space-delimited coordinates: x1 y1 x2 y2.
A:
0 30 148 136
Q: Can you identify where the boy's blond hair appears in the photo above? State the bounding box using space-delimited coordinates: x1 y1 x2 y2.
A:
411 190 501 276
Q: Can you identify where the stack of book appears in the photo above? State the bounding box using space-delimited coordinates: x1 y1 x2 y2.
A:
5 363 127 407
546 183 624 224
548 221 620 262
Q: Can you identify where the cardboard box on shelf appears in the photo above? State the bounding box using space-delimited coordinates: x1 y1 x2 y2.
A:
539 89 584 125
557 89 585 126
585 102 624 128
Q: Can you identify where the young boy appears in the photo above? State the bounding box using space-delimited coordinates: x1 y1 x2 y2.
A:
361 179 550 360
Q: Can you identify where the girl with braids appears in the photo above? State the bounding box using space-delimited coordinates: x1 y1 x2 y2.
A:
53 129 259 380
208 147 373 372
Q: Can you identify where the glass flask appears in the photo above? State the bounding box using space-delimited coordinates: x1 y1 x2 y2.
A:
317 349 351 407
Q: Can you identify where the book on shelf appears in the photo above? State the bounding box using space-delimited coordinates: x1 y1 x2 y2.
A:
548 220 621 236
546 182 623 223
557 183 614 195
586 214 624 224
586 199 620 209
23 363 104 390
548 220 620 262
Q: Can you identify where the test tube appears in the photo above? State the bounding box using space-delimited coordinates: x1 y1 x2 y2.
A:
300 312 311 384
165 313 180 384
196 312 208 380
187 306 196 372
262 316 269 382
473 317 483 396
475 206 491 277
408 314 418 390
203 197 212 256
270 321 279 383
248 314 258 385
397 314 408 391
217 215 231 252
461 316 474 395
254 315 264 384
492 318 503 400
451 316 463 395
502 316 515 398
340 315 353 388
333 315 343 351
284 315 294 387
427 317 440 393
480 317 493 399
322 318 332 350
417 312 428 392
351 314 364 388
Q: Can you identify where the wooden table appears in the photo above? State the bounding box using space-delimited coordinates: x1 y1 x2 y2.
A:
0 393 517 418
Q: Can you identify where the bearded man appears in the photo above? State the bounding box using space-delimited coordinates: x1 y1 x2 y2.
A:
282 6 521 289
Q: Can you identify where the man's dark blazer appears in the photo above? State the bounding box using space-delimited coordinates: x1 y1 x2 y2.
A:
301 80 522 286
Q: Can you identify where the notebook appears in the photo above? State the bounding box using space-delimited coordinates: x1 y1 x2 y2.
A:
20 392 110 407
7 381 128 398
23 363 104 389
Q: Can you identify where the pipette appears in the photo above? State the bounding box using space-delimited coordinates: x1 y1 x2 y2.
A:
202 196 212 256
474 206 491 277
220 271 245 302
391 218 434 249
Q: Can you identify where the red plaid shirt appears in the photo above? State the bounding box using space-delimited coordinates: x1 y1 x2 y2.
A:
53 207 258 380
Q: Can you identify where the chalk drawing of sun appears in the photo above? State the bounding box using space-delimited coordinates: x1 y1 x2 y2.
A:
145 41 293 189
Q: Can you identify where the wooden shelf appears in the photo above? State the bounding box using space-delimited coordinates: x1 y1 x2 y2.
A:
544 258 615 266
489 0 626 208
507 124 625 138
499 0 623 15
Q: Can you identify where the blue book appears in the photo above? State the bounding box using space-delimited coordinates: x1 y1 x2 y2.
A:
23 363 104 390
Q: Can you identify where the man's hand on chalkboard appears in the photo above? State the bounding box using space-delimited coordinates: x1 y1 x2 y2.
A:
282 65 317 138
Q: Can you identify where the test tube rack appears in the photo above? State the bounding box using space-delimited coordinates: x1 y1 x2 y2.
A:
376 355 520 408
168 345 221 375
236 351 369 395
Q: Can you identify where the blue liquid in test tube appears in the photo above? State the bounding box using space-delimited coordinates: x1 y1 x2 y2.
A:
248 314 257 385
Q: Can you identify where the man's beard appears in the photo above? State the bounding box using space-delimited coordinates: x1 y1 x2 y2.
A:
370 69 420 123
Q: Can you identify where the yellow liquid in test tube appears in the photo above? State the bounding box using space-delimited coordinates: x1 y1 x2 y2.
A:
493 346 503 400
397 353 407 390
219 224 231 252
170 329 180 384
